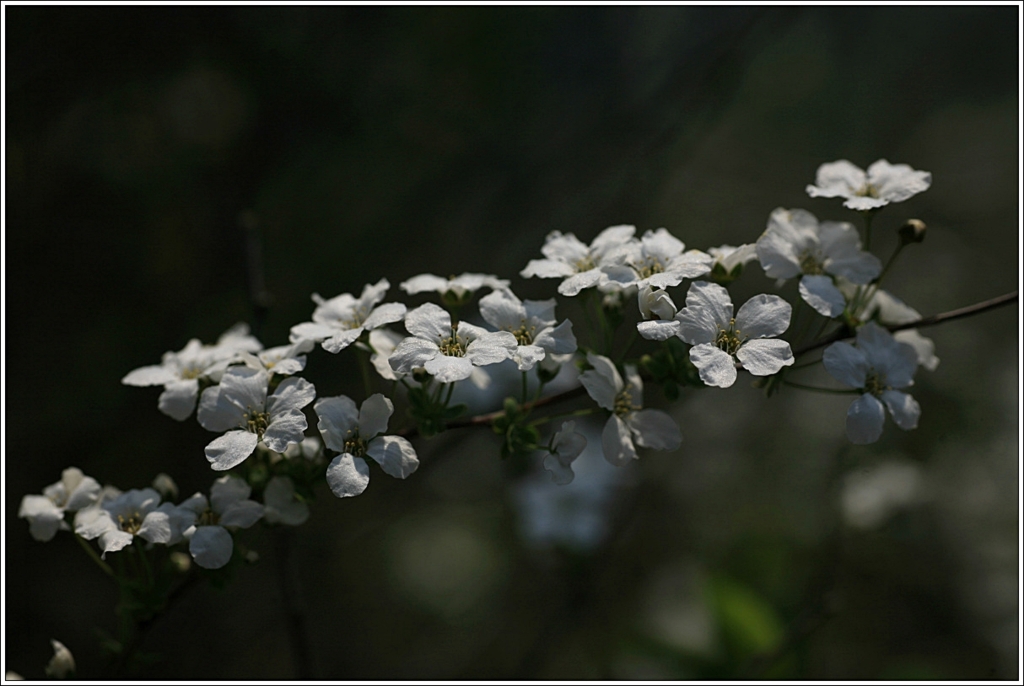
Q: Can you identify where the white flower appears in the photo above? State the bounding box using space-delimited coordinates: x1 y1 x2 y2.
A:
602 228 712 290
74 488 185 558
579 353 681 466
756 208 882 317
151 472 179 501
45 640 75 679
636 285 682 342
180 476 265 569
290 279 407 354
478 289 577 371
283 435 324 462
400 272 509 300
121 323 263 421
676 281 794 388
543 421 587 485
859 288 939 371
822 322 921 444
806 159 932 210
520 225 636 296
241 339 315 376
197 367 316 471
388 303 517 383
19 467 101 542
709 243 758 274
315 394 419 498
262 476 310 526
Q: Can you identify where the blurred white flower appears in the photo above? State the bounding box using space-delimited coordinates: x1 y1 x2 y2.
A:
241 339 314 376
806 159 931 210
74 488 189 558
823 322 920 444
180 475 264 570
842 460 924 529
262 476 310 526
399 272 508 300
197 367 316 471
580 353 681 466
290 278 406 354
121 323 263 421
676 281 794 388
478 289 576 371
316 394 419 498
389 303 517 383
151 472 179 501
602 228 712 290
44 640 75 679
543 420 588 485
636 285 681 341
756 208 881 317
709 243 758 274
859 287 939 371
18 467 101 542
521 225 636 296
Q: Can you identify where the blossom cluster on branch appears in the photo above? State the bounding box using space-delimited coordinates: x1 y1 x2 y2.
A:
18 157 964 676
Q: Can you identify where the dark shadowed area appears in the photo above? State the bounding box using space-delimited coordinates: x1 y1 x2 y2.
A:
4 5 1019 680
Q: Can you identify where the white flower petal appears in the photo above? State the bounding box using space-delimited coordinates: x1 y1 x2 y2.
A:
263 476 310 526
358 394 393 438
756 208 817 279
205 430 259 471
465 331 517 366
847 393 886 444
400 274 449 295
736 339 794 376
637 319 681 341
189 525 234 569
601 415 638 466
321 328 363 354
158 379 200 421
806 160 867 199
513 344 546 371
366 435 419 479
866 159 931 203
557 269 604 296
210 474 251 512
404 303 452 341
267 376 316 415
520 258 577 279
389 337 440 375
734 294 791 338
18 496 65 542
289 321 341 343
533 319 576 355
842 196 888 211
881 390 921 430
689 343 738 388
263 410 308 453
857 322 917 388
895 330 939 371
326 454 370 498
424 354 475 382
479 290 526 330
822 341 870 388
315 395 360 452
626 409 681 450
219 500 264 529
580 353 622 410
683 281 733 329
136 510 173 544
121 364 176 387
362 302 407 331
799 275 847 317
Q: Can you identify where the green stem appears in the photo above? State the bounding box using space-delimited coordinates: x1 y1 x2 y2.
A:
358 348 374 398
443 382 455 408
521 371 529 404
862 210 874 252
75 534 115 578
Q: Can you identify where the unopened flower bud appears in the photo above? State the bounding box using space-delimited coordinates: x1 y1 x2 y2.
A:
898 219 926 245
151 473 178 501
45 640 75 679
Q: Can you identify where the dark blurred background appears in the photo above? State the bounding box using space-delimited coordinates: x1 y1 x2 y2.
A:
4 5 1019 680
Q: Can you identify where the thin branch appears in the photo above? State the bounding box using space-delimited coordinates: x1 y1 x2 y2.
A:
791 290 1017 357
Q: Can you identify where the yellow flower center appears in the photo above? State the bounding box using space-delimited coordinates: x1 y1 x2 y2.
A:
574 256 596 273
864 371 888 397
343 430 367 457
613 386 641 418
636 258 664 279
714 318 745 355
511 321 536 346
117 511 145 535
798 251 825 276
438 325 467 357
244 408 271 437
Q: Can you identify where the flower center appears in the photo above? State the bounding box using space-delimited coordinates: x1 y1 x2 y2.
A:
510 321 535 346
438 325 467 357
343 430 368 457
864 371 888 397
338 306 369 330
573 256 596 273
180 366 203 380
117 511 145 535
244 408 271 438
856 183 880 199
636 258 664 279
798 251 825 276
613 386 641 418
196 507 220 527
715 319 745 355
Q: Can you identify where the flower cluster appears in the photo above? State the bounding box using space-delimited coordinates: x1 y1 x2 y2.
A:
23 155 951 658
